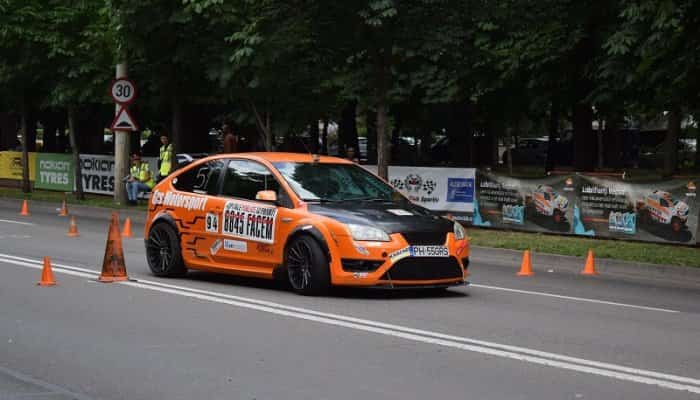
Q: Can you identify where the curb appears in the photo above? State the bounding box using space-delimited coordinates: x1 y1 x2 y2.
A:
471 245 700 289
0 197 148 224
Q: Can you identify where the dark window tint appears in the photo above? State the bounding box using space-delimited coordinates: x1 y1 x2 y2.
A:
172 160 225 195
222 160 283 202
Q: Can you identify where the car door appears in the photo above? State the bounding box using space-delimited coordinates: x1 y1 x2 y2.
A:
170 159 226 264
212 159 294 270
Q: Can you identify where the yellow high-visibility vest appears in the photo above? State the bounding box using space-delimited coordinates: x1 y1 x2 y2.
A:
131 163 154 188
159 144 173 176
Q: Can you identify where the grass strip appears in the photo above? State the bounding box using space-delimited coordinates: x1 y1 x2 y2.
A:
467 228 700 268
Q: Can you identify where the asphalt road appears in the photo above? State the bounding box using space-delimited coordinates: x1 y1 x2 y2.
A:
1 202 700 399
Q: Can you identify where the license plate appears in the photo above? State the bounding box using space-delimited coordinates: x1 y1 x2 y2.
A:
409 245 449 257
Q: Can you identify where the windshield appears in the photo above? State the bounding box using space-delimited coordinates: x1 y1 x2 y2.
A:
272 162 399 202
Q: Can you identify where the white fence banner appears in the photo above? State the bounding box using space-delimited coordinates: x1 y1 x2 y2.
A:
362 165 475 213
78 154 157 195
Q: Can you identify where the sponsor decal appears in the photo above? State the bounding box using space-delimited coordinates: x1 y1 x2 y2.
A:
151 190 208 211
389 247 410 263
446 178 474 203
210 239 222 255
224 239 247 253
222 200 278 244
354 244 369 256
387 209 413 216
256 243 274 255
206 213 219 233
502 204 525 224
352 272 369 279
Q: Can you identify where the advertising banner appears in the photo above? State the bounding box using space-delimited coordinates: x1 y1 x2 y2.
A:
471 171 699 245
79 154 157 195
0 151 36 181
387 166 476 214
35 153 74 191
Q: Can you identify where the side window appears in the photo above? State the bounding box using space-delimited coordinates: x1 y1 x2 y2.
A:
222 160 289 205
173 160 224 194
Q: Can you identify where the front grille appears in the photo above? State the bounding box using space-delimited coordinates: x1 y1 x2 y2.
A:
341 259 384 272
381 257 463 281
400 231 447 245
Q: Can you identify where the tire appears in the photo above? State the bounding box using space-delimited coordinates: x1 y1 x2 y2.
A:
671 217 683 233
285 235 330 296
146 222 187 277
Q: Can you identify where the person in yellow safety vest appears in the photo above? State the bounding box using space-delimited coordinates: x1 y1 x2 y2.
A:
158 133 173 182
126 153 154 205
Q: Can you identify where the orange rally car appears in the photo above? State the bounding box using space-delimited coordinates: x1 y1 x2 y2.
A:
144 153 470 295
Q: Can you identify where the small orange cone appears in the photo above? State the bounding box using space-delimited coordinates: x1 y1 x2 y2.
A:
58 196 69 216
67 216 80 237
20 200 30 216
98 212 129 282
37 256 56 286
581 249 598 275
122 217 133 238
517 249 534 276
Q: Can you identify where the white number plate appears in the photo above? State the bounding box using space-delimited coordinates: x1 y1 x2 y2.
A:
409 245 449 257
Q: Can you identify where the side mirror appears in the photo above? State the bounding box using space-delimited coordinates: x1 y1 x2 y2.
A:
256 190 277 203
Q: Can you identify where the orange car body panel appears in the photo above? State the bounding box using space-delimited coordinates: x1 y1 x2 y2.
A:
144 153 469 287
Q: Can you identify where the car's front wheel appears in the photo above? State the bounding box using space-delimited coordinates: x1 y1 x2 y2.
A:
285 235 330 295
146 222 187 277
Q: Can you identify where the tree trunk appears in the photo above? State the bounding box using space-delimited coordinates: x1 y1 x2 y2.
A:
20 103 31 193
366 109 377 164
377 99 389 179
597 119 604 170
321 119 329 155
545 102 559 172
309 118 319 154
0 112 17 150
663 107 681 177
339 100 358 157
67 106 84 200
505 126 513 176
171 96 184 155
572 103 595 171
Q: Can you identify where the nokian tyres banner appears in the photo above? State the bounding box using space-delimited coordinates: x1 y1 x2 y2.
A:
79 154 157 195
471 171 699 245
35 153 73 191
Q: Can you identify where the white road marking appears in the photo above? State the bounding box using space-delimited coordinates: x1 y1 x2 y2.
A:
470 283 680 313
1 253 699 394
0 219 34 226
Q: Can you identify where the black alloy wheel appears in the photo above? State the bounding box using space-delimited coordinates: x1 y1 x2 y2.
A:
146 222 186 277
285 235 330 295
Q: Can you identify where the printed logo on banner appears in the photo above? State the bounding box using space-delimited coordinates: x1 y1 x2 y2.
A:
206 213 219 233
609 211 636 234
391 174 437 195
446 178 474 203
502 204 525 225
222 200 277 244
35 154 73 191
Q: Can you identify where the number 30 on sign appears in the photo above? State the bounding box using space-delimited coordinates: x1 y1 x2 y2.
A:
110 78 137 105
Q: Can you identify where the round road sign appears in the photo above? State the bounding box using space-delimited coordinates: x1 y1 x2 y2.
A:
110 79 137 105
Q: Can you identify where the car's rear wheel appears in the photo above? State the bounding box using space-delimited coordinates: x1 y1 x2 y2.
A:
146 222 186 277
285 235 330 295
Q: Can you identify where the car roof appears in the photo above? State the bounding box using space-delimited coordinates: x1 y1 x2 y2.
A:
199 152 354 165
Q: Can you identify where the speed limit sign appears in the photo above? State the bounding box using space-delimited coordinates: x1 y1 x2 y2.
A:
110 78 137 105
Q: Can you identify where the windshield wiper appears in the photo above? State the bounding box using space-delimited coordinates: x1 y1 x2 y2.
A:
351 197 393 203
303 198 343 203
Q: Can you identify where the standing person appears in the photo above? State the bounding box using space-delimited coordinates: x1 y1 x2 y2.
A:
158 133 173 182
345 146 360 163
222 122 238 154
125 154 154 205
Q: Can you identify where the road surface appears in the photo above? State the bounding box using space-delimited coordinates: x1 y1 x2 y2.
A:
1 202 699 399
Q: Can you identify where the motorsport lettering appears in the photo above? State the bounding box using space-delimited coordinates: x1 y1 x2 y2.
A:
151 190 208 211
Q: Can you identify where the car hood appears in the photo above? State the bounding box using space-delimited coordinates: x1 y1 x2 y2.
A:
307 201 453 235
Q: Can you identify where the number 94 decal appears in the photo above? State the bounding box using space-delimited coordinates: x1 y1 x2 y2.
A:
206 213 219 233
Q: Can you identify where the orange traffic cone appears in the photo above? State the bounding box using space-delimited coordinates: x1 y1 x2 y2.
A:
517 249 534 276
67 216 80 237
581 249 598 275
122 217 133 238
98 212 129 283
58 196 69 216
37 256 56 286
20 200 30 216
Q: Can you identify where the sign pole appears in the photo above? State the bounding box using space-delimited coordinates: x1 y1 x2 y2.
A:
113 62 130 205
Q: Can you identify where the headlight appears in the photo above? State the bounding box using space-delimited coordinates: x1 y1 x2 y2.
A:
454 221 466 240
346 224 390 242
